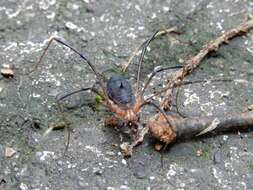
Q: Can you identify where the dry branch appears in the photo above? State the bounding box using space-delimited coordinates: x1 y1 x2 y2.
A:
148 111 253 145
160 18 253 110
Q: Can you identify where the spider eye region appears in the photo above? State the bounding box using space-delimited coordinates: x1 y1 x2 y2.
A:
106 75 136 108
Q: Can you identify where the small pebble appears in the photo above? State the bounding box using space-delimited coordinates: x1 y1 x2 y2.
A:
106 151 115 156
121 159 127 165
213 150 223 164
5 147 16 158
248 104 253 111
196 149 203 157
93 167 103 175
1 68 14 78
154 143 163 151
134 170 146 179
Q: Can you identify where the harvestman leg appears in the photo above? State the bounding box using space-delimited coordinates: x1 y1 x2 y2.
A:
132 29 182 165
125 100 175 165
35 37 109 156
140 65 183 97
136 30 161 92
134 29 183 96
139 101 174 167
33 37 107 94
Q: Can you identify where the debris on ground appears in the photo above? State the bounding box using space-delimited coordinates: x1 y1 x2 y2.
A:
5 147 16 158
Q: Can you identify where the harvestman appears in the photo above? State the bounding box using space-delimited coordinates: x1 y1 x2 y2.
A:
35 29 182 154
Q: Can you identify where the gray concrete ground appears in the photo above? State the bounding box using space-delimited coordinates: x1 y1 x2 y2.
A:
0 0 253 189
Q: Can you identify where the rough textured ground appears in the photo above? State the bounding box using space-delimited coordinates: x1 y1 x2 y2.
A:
0 0 253 189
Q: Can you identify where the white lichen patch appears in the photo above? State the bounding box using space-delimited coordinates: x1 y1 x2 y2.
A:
0 103 6 107
3 42 18 51
207 2 214 9
183 84 231 116
39 0 56 10
65 21 85 33
200 102 214 116
211 166 237 189
246 46 253 54
126 32 137 39
2 37 58 58
36 151 56 161
20 183 28 190
107 187 115 190
0 4 24 19
223 135 228 141
234 79 249 85
100 13 111 23
183 92 200 106
134 4 141 12
67 3 80 10
67 161 77 169
209 90 230 99
84 145 114 163
162 6 170 12
32 93 41 98
119 185 131 190
211 167 223 185
85 145 104 157
46 11 56 20
216 22 223 31
166 163 183 179
34 70 62 87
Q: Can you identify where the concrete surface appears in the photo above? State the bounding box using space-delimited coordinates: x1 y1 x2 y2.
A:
0 0 253 189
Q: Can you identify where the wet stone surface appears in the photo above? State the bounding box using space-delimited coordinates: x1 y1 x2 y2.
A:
0 0 253 189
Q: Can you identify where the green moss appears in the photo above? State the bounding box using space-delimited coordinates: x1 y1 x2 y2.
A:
239 159 253 174
246 160 253 171
16 136 35 163
95 94 103 112
193 145 212 160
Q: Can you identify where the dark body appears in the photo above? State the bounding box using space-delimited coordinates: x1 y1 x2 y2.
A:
106 75 136 108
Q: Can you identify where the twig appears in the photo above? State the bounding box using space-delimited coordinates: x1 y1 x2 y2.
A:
148 111 253 145
160 18 253 110
120 125 149 157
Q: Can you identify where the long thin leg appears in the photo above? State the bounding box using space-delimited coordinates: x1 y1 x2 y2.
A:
43 88 95 157
55 85 102 156
55 86 101 156
63 124 71 156
121 100 174 157
145 77 233 102
56 86 105 103
175 85 187 118
31 37 107 94
56 87 92 101
140 65 183 96
136 30 161 92
123 27 180 72
140 101 174 128
139 101 175 168
55 98 71 157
